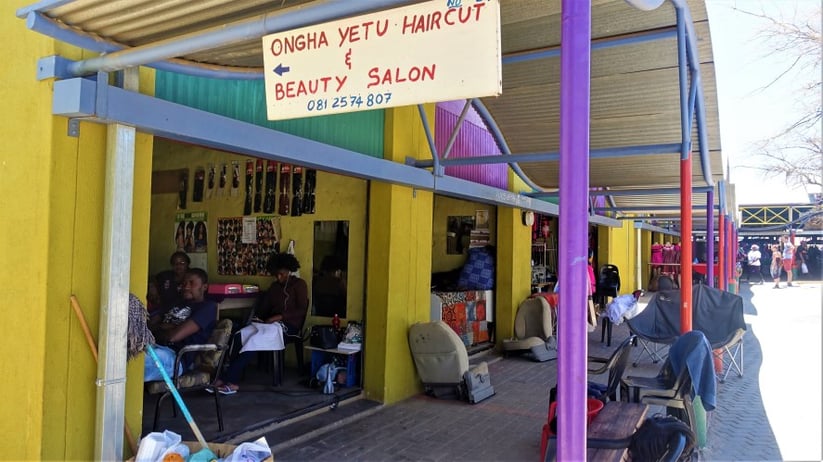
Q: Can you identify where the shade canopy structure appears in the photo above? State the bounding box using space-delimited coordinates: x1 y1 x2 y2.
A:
17 0 729 221
15 0 735 459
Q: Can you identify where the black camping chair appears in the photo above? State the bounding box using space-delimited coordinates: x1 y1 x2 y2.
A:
587 335 637 403
621 331 716 438
626 285 746 380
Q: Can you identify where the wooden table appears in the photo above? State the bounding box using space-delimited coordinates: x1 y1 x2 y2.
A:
587 401 648 461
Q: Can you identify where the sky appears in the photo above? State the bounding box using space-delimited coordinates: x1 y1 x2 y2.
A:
704 0 821 205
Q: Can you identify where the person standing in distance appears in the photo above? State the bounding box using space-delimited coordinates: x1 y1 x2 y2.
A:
780 235 796 287
746 244 764 284
770 244 783 289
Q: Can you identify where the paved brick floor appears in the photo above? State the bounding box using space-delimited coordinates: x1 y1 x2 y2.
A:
270 281 822 461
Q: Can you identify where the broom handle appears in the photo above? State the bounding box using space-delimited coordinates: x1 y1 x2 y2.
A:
69 295 139 455
145 345 210 451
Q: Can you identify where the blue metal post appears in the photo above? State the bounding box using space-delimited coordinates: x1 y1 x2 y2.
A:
706 189 715 286
555 0 590 459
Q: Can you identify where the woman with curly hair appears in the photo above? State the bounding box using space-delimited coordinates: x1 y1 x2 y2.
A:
212 253 308 394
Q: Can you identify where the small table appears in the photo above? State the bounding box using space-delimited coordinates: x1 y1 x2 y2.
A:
305 345 361 388
208 292 259 320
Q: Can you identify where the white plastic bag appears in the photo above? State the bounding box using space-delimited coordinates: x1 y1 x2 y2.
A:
135 430 184 462
224 437 272 462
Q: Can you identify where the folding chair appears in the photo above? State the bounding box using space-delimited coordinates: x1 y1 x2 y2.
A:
713 328 744 382
624 291 680 366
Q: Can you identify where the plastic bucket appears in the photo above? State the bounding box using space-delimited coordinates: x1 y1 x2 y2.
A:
546 398 605 435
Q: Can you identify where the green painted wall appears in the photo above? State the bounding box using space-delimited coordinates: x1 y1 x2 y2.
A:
155 72 384 157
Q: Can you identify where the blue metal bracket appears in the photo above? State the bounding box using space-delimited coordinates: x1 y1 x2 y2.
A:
36 55 74 80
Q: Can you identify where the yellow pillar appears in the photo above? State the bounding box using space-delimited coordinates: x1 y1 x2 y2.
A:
640 229 652 290
1 4 153 457
599 223 636 293
495 171 534 348
363 105 434 403
494 208 532 348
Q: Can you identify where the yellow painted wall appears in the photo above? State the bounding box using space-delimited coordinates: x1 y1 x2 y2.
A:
431 196 496 273
364 105 434 403
1 3 153 457
149 140 368 346
599 223 636 294
495 206 532 348
640 229 652 290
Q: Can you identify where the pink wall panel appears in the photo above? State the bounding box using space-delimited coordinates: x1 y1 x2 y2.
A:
435 103 508 190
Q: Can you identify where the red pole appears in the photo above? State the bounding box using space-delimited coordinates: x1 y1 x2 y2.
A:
680 157 693 333
718 213 725 291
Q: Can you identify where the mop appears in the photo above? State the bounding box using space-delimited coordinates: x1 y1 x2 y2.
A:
123 293 217 461
145 344 218 462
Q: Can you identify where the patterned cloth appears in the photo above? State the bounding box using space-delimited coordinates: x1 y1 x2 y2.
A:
457 247 495 290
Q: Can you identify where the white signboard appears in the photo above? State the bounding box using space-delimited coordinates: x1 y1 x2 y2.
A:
262 0 501 120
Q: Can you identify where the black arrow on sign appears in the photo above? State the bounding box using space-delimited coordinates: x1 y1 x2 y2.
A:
273 64 290 76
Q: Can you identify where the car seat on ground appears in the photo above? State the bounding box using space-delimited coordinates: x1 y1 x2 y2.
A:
501 297 556 362
408 321 494 404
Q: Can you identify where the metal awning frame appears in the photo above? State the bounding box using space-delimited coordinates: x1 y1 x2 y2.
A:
51 75 579 219
21 0 716 209
16 0 732 459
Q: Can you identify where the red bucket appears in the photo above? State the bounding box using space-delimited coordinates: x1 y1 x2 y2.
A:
546 399 605 436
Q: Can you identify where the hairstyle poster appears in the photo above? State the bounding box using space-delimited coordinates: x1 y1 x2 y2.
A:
216 216 281 276
174 211 208 269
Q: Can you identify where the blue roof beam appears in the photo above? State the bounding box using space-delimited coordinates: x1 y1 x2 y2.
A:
529 186 714 198
411 143 682 168
593 205 718 212
50 77 574 217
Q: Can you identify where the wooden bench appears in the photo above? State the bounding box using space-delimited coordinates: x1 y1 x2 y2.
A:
587 401 648 461
544 401 648 462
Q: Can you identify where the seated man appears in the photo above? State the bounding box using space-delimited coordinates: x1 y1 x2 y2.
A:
144 268 217 382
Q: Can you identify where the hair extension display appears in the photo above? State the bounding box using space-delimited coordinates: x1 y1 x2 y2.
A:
244 159 254 215
278 163 291 216
302 169 316 214
253 159 264 213
263 160 276 213
291 166 303 216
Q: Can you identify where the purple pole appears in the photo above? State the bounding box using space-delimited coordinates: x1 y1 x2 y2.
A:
706 190 715 286
557 0 591 460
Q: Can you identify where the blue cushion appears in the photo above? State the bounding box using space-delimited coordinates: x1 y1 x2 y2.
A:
458 248 495 290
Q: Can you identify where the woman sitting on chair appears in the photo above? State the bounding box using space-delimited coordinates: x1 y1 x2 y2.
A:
211 253 308 394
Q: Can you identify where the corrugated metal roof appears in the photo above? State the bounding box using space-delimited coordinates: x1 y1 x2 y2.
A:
22 0 725 216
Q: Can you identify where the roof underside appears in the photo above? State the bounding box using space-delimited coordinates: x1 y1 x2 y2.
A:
25 0 725 220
